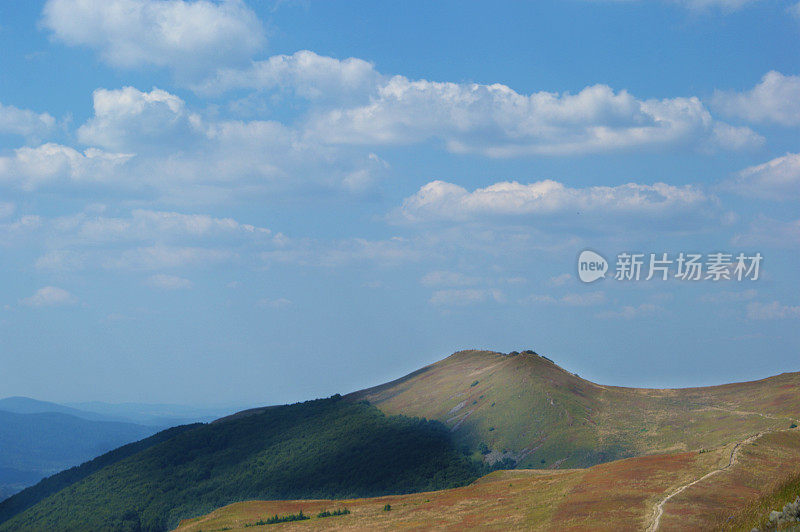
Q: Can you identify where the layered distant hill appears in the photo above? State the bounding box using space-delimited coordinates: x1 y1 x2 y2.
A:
0 396 235 426
0 410 156 499
62 400 239 427
0 397 238 499
0 424 201 526
1 350 798 531
0 397 118 422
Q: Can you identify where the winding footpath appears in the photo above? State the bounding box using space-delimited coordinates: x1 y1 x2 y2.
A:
646 432 765 532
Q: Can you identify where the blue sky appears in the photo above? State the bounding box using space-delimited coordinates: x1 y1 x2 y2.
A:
0 0 798 407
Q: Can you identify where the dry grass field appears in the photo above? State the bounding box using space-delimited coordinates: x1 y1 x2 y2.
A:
175 429 800 531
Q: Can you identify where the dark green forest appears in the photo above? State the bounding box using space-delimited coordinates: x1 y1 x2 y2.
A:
0 396 481 532
0 424 201 525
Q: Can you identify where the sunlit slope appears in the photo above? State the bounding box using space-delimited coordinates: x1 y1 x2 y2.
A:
659 430 800 530
347 350 609 468
621 370 800 419
347 350 800 468
174 429 800 531
173 454 718 532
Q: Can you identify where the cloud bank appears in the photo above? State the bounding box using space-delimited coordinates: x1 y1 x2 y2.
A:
42 0 265 75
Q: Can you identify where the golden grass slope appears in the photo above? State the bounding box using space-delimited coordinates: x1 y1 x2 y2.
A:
175 428 800 531
659 430 800 530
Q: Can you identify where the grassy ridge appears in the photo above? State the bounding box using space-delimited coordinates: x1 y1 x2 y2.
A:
0 396 480 532
349 350 800 468
347 350 608 468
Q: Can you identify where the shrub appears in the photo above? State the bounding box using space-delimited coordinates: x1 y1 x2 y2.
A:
247 510 309 526
766 496 800 528
267 510 308 524
317 508 349 518
383 504 391 512
470 380 479 387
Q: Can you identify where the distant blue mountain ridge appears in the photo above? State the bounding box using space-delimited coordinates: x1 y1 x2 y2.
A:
0 396 244 500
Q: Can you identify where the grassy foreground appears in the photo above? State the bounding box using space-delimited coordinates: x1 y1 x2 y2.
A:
176 428 800 531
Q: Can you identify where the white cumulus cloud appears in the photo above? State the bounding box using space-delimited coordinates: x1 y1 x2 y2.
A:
726 153 800 201
67 86 386 194
77 87 196 151
0 143 133 190
198 51 760 156
713 71 800 126
396 179 714 224
0 102 56 139
42 0 265 75
307 76 760 156
194 50 381 102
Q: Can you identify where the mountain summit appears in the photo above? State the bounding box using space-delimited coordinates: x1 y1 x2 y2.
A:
349 350 800 468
